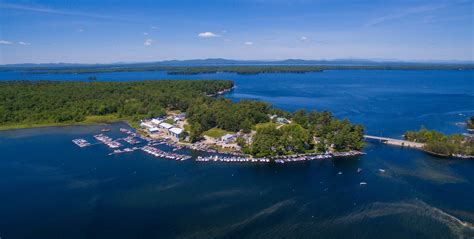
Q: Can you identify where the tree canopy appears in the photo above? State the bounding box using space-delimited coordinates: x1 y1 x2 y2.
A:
404 128 473 156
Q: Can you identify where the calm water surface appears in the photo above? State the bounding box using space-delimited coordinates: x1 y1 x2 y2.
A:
1 70 474 238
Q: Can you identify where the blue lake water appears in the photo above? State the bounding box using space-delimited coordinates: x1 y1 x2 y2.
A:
1 70 474 238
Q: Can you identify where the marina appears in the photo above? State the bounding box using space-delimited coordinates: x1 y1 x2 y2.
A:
72 127 364 164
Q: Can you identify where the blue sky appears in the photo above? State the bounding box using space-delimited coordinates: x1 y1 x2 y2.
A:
0 0 472 64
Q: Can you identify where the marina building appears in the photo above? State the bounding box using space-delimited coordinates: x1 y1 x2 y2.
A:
148 127 160 133
221 134 236 143
140 122 154 129
151 118 162 126
159 122 174 130
169 127 184 140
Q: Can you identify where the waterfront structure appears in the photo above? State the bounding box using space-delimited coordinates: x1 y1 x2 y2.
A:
221 134 236 143
169 127 183 140
151 118 162 126
276 117 290 124
148 127 159 133
159 122 173 130
140 122 154 129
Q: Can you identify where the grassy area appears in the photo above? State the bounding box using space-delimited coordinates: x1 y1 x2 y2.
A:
203 127 234 138
183 124 191 132
164 118 175 125
0 114 138 131
254 122 278 130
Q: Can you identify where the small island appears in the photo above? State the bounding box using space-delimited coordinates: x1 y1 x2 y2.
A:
0 80 365 162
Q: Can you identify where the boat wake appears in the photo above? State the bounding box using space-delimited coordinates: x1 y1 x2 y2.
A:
328 200 474 238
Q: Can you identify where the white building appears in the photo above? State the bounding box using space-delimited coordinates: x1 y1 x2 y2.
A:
221 134 236 143
276 117 290 124
169 127 184 140
140 122 154 129
159 122 173 130
148 127 160 133
151 118 162 126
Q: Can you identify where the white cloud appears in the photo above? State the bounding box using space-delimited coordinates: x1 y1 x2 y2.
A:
78 28 84 32
0 40 13 45
300 36 309 41
151 26 158 30
244 41 253 45
143 32 149 35
18 41 31 45
198 32 219 38
144 39 153 46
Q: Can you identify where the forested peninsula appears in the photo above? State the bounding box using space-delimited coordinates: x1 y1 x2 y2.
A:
0 80 365 157
404 128 474 158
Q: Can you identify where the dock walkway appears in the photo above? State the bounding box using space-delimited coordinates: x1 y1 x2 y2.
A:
364 135 425 148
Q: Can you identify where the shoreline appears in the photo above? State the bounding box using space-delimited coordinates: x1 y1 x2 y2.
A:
0 114 138 132
5 120 471 161
136 127 365 163
368 139 474 160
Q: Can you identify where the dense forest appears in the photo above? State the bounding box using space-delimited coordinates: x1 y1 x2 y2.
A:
0 80 233 127
243 110 365 157
404 128 474 156
0 80 365 156
20 64 474 75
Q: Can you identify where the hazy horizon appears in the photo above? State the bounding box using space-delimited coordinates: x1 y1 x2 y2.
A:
2 57 474 67
1 0 473 64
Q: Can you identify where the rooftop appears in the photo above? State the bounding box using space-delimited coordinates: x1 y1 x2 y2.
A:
169 127 183 135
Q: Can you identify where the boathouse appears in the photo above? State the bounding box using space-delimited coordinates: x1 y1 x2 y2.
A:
148 127 159 133
169 127 183 140
140 122 154 129
159 122 173 130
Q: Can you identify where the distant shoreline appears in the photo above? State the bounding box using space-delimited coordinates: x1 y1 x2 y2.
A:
6 64 474 75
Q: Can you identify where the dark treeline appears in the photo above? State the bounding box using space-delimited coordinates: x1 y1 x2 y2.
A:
20 64 474 75
404 128 474 156
0 80 233 125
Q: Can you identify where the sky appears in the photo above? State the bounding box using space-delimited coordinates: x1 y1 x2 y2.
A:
0 0 472 64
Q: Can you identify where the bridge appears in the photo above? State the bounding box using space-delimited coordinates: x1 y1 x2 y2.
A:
364 135 425 149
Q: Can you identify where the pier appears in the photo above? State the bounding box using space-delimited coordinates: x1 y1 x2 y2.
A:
364 135 425 148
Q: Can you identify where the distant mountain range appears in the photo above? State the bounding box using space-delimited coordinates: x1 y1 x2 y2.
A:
2 58 473 68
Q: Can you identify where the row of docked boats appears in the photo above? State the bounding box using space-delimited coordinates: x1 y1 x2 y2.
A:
196 156 271 163
123 136 141 145
108 147 141 155
195 151 364 164
72 138 91 147
141 145 191 161
93 134 122 149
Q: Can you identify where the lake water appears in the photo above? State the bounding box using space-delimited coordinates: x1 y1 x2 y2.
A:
1 70 474 238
